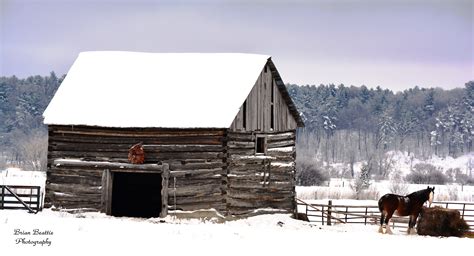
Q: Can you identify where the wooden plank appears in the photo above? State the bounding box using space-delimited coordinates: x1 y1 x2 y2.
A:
50 143 225 152
1 200 39 205
47 183 101 194
227 197 293 209
53 159 164 172
48 173 102 186
266 132 295 141
169 161 225 170
229 181 295 190
170 193 223 205
51 126 226 137
168 178 222 187
49 135 224 145
167 184 222 197
161 163 169 218
49 168 103 178
169 168 223 178
172 202 226 212
228 174 291 183
227 133 253 141
47 192 102 202
1 192 41 197
143 144 224 152
101 170 107 213
227 141 255 148
267 140 295 148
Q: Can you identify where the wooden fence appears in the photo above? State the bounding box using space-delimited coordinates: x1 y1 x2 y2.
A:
0 185 42 213
296 198 474 232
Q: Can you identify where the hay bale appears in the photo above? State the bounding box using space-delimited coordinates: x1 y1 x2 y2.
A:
128 142 145 164
417 206 469 237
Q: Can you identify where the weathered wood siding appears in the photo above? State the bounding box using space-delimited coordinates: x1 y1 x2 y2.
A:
230 64 298 132
45 159 168 215
46 125 227 212
226 130 296 215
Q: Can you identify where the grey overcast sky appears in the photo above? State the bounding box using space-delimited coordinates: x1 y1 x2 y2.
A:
0 0 472 91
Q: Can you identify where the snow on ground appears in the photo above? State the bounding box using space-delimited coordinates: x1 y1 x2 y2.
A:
0 168 46 187
0 209 472 255
388 151 474 177
333 151 474 178
0 168 47 207
297 182 474 201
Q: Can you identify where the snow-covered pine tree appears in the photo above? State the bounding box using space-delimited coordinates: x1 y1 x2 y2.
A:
351 163 371 199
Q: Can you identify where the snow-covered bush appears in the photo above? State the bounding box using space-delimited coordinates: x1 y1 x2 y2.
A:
405 163 448 185
455 172 474 186
296 158 329 186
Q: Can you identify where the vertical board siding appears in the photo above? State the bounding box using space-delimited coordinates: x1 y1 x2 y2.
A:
230 64 298 132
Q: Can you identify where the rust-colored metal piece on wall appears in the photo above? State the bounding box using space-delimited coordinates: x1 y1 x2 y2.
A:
128 142 145 164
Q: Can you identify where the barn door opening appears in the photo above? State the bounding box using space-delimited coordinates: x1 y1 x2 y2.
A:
111 172 162 218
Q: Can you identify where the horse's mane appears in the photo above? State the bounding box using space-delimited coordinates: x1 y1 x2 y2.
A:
406 188 430 200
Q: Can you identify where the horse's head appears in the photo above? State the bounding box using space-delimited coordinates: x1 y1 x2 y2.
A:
427 186 435 207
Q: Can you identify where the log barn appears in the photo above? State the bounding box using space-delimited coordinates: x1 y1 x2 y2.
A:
43 51 304 218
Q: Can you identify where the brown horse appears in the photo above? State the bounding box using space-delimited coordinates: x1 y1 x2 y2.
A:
378 186 435 234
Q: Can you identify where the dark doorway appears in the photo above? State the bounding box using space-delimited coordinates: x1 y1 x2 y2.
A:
111 172 162 218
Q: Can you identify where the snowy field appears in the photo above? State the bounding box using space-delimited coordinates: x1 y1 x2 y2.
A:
297 182 474 201
0 209 472 255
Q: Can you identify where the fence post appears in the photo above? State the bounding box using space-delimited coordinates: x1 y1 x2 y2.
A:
345 207 348 223
364 207 368 225
1 186 4 209
462 203 466 219
327 200 332 226
36 187 41 211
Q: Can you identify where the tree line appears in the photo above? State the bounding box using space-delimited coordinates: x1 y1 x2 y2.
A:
0 72 472 173
288 82 473 180
0 72 62 171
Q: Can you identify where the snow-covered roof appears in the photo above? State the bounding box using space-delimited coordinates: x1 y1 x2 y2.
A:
43 51 272 128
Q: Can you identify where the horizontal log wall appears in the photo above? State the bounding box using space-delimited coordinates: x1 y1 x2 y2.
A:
47 125 296 215
47 125 227 212
45 160 167 212
226 130 297 215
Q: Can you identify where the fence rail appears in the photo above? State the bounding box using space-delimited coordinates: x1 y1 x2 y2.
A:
296 198 474 232
0 185 42 213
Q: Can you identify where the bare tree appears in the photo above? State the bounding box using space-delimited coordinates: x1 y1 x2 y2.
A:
18 129 47 172
389 170 409 195
0 152 7 170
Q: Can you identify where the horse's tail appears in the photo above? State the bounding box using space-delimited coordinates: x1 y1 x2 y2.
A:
378 196 384 212
378 196 386 227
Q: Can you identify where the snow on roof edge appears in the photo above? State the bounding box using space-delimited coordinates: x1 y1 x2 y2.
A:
43 51 271 128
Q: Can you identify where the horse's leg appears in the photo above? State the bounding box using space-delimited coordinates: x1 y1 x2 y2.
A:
378 211 385 233
407 215 413 234
408 215 417 235
384 211 394 234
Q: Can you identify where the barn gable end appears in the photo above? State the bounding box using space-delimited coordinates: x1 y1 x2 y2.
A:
230 59 303 132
